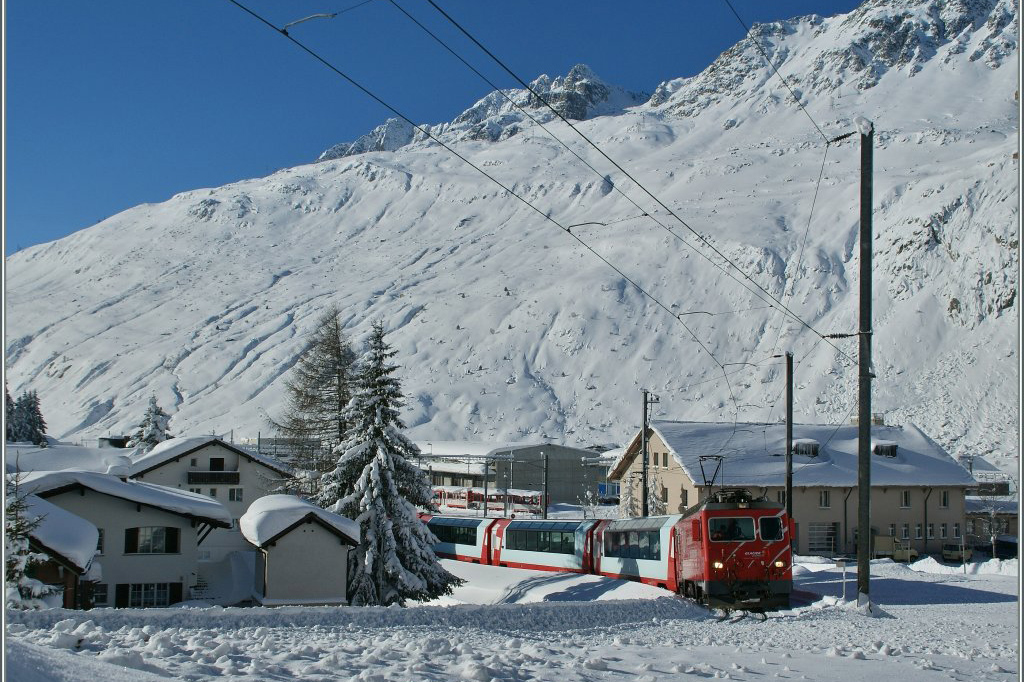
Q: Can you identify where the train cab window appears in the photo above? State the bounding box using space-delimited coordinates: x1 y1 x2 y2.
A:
709 517 755 542
759 517 784 541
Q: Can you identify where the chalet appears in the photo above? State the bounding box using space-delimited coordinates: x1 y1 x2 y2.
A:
24 494 101 609
21 470 231 607
610 420 977 557
128 436 292 562
240 495 359 606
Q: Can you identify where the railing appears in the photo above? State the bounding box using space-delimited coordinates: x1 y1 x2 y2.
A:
187 471 240 484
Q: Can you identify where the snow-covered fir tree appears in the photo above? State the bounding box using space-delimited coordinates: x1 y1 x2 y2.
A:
316 320 462 606
5 383 14 442
127 395 172 453
5 473 58 609
648 463 667 516
620 471 639 518
11 390 47 446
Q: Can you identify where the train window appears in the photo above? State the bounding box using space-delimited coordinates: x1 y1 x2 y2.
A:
759 517 784 541
603 530 661 560
708 517 755 542
429 523 478 546
506 528 577 555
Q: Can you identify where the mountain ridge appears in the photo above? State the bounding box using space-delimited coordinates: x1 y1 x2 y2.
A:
5 0 1019 478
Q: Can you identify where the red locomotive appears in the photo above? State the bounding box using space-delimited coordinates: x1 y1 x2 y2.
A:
421 487 793 610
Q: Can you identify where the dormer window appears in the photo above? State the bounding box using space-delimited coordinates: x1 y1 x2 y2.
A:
872 440 898 458
793 439 819 457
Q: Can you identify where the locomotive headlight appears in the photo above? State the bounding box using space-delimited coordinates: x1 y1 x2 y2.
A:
713 561 724 570
774 560 785 568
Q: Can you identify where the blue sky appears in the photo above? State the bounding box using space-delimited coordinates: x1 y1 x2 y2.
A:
4 0 860 254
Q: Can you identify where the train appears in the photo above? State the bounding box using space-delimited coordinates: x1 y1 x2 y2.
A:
421 488 793 610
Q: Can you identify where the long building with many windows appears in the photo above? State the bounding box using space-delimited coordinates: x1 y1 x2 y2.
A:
609 420 977 557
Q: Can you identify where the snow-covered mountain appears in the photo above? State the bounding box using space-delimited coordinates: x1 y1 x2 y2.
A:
5 0 1019 475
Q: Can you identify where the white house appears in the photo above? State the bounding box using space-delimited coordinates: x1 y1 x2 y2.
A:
128 437 293 562
21 470 232 607
240 495 359 606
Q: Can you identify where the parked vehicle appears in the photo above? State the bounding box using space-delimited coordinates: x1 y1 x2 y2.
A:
941 543 972 562
873 535 919 562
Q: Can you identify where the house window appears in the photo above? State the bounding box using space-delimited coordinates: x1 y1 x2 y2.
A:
819 490 831 508
940 523 948 538
93 583 108 606
96 529 104 554
228 488 243 502
189 488 202 495
777 490 786 506
954 523 961 538
927 523 935 539
939 491 949 508
124 527 180 554
901 524 910 540
661 486 668 503
209 488 217 497
888 523 896 537
130 583 170 608
900 490 911 508
190 458 197 467
662 453 668 468
210 457 225 471
681 489 689 507
915 523 923 539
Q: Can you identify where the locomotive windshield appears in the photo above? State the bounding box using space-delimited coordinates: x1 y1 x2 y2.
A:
708 517 755 542
759 516 784 541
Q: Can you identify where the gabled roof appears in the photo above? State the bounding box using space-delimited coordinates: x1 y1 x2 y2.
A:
24 494 99 574
611 421 977 488
240 494 359 548
21 470 232 527
129 436 292 478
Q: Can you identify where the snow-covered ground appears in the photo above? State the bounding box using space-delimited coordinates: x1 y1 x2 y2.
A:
5 557 1018 681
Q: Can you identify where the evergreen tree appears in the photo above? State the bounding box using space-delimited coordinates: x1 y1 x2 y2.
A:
620 471 639 518
5 473 58 609
648 464 667 516
270 305 358 492
317 320 461 606
5 383 14 442
12 391 47 446
127 395 172 452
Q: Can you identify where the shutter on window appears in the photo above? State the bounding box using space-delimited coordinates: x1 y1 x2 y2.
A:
124 528 139 553
115 584 129 608
169 582 183 605
166 527 180 554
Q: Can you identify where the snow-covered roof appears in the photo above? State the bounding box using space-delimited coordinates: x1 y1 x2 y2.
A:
613 421 977 488
417 460 489 476
129 436 292 477
4 442 137 475
965 497 1018 515
239 494 359 548
20 470 232 526
414 441 533 459
24 494 99 573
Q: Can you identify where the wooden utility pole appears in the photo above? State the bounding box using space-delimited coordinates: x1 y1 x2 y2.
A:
786 352 794 524
542 451 549 519
855 116 874 602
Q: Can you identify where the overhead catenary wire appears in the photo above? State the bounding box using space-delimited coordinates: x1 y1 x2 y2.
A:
384 0 785 317
423 0 847 359
222 0 741 424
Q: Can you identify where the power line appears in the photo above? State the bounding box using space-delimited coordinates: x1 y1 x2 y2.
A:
385 0 786 318
424 0 845 357
222 0 741 422
720 0 829 144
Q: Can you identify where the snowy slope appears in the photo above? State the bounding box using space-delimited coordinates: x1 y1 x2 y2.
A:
4 0 1018 476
